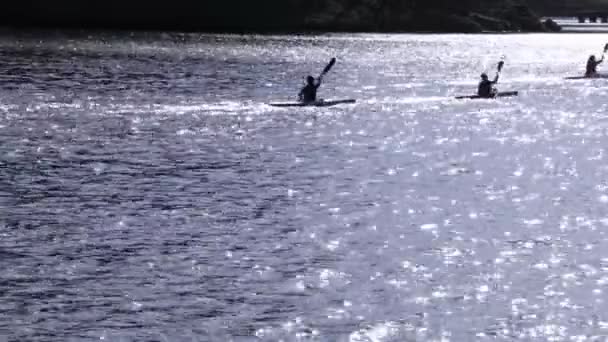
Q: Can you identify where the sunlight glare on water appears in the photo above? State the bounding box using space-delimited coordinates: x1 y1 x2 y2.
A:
2 31 608 341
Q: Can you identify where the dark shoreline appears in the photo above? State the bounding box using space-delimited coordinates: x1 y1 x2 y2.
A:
0 25 565 39
0 1 557 35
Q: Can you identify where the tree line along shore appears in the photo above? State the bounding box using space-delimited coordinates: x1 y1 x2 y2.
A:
0 1 564 33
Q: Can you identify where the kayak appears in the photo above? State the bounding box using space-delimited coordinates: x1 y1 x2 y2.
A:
455 91 519 100
565 74 608 80
269 99 356 107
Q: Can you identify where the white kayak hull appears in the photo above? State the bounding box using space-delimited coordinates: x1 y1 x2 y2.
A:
269 99 356 107
455 91 518 100
565 74 608 80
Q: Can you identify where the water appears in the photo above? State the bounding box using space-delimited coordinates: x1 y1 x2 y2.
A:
2 31 608 341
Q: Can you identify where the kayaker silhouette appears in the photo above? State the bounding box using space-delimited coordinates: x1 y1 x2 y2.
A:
477 60 503 98
586 55 604 78
478 73 499 98
297 58 336 104
298 75 321 103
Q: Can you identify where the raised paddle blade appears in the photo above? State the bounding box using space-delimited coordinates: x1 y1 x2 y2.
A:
604 43 608 53
497 60 505 73
322 58 336 76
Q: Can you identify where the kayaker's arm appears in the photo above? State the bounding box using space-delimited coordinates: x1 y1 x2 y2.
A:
492 74 500 84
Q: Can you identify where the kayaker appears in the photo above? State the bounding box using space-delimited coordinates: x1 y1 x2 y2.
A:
478 72 499 98
585 55 604 77
298 75 322 103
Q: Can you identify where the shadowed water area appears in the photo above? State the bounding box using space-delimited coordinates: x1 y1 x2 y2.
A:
2 31 608 341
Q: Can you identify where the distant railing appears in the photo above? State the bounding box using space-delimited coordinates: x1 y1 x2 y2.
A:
576 12 608 23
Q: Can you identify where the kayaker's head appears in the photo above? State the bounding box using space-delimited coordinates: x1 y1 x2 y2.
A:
589 55 596 62
480 73 488 80
306 76 315 85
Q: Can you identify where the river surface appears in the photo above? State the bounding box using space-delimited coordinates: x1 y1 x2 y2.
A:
2 31 608 341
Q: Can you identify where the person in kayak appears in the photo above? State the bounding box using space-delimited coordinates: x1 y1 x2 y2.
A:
478 72 499 98
298 75 322 103
585 55 604 77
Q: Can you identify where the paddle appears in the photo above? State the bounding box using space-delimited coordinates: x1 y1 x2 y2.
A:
319 58 338 77
497 60 505 74
602 43 608 60
319 57 336 80
494 58 505 83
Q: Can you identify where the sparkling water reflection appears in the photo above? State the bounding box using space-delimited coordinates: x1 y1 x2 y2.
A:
2 31 608 341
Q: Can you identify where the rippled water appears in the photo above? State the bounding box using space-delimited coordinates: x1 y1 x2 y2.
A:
3 31 608 341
